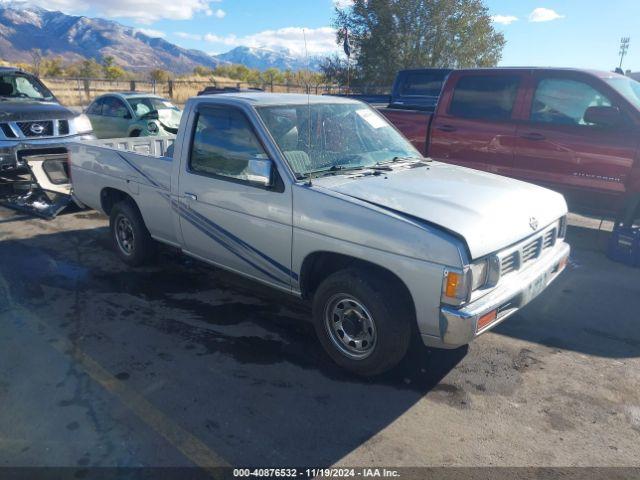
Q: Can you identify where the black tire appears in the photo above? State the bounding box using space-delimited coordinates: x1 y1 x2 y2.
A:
312 268 412 376
130 130 141 137
109 201 155 266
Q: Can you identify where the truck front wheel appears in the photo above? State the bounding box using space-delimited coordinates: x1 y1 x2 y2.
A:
312 269 411 376
109 201 155 266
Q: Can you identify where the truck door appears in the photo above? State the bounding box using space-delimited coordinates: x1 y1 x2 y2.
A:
177 105 294 290
514 72 638 211
429 72 523 175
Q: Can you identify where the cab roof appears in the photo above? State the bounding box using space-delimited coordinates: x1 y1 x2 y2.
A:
196 92 363 106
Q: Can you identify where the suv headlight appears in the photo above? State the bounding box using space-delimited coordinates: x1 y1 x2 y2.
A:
70 114 93 134
442 256 500 307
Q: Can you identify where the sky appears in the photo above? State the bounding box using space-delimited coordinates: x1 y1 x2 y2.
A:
8 0 640 70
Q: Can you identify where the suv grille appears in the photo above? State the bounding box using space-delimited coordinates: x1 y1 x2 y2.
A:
500 227 558 277
17 120 54 137
0 123 17 138
58 120 70 135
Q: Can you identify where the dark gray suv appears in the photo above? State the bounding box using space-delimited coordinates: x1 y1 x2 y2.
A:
0 67 94 172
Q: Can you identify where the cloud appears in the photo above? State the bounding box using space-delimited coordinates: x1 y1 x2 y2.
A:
528 7 564 22
175 32 203 41
333 0 353 8
20 0 217 23
213 8 225 18
492 15 518 25
136 28 166 38
204 26 339 56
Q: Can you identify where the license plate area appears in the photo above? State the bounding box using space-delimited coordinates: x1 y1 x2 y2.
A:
521 270 552 305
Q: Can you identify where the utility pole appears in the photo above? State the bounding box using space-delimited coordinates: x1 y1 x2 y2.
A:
619 37 631 70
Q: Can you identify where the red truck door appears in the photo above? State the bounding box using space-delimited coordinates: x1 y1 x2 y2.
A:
514 71 639 212
429 71 525 174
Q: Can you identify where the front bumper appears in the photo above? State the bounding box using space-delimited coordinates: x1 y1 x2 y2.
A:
0 134 95 171
424 241 570 349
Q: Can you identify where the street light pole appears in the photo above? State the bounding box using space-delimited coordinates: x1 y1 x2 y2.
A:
619 37 631 70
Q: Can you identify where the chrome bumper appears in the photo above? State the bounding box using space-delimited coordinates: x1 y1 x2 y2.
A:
0 135 95 170
424 242 570 349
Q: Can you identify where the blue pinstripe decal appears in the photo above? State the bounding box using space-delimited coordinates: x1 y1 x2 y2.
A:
113 151 296 285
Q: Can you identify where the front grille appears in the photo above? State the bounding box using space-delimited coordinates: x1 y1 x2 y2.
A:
1 123 17 138
521 238 541 264
58 120 70 135
17 120 54 137
500 227 559 277
500 252 518 275
543 229 556 248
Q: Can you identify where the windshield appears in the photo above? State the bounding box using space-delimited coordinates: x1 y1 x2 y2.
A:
0 73 55 101
257 103 421 177
603 76 640 110
127 97 182 127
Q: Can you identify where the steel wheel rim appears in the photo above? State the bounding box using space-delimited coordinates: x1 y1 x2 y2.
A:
115 215 135 256
324 293 377 360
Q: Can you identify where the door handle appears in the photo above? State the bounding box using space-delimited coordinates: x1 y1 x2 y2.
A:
184 192 197 201
436 124 457 132
521 132 546 141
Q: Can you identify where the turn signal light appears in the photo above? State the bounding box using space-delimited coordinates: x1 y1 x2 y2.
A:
445 272 461 298
477 309 498 332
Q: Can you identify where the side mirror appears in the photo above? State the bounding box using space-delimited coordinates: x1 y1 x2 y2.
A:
584 106 622 127
246 158 274 187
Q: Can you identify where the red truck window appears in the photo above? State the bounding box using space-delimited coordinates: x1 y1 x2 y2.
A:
449 75 520 121
531 78 612 126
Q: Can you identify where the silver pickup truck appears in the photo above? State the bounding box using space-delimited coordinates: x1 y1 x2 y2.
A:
69 93 570 376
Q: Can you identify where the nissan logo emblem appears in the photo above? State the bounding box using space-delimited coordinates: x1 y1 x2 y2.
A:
30 123 45 135
529 216 539 231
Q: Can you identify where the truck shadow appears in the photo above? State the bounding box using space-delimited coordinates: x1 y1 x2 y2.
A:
0 227 467 466
1 220 637 466
492 224 640 359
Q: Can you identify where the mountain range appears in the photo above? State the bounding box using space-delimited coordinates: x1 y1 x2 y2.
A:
0 2 323 73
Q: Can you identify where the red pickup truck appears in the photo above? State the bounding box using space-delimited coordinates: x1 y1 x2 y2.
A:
379 68 640 222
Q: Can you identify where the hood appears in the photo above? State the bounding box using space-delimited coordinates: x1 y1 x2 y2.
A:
0 100 76 122
314 162 568 259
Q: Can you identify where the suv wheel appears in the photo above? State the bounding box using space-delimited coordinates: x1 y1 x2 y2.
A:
312 269 411 376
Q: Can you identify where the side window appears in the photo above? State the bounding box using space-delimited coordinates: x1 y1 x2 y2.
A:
189 107 269 183
401 73 445 97
449 75 520 121
87 99 103 115
103 98 129 118
531 78 612 126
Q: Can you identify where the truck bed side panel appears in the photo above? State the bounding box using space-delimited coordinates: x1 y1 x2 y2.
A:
69 142 178 245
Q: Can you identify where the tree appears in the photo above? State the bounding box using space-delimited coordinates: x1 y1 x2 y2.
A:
333 0 505 85
261 67 284 91
193 65 211 76
319 54 351 85
41 57 65 77
66 59 103 78
150 69 170 82
30 49 43 77
102 56 125 80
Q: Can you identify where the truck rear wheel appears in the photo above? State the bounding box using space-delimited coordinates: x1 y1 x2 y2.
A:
312 269 411 376
109 201 155 266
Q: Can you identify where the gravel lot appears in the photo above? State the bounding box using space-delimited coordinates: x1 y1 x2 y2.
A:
0 205 639 471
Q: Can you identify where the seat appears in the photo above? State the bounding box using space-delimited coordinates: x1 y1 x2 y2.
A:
0 81 14 96
283 151 312 174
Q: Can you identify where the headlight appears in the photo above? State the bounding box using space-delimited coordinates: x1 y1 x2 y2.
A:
469 260 488 291
147 121 159 134
442 256 500 307
70 114 93 134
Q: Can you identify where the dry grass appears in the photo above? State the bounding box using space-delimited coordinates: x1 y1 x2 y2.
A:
40 76 322 107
